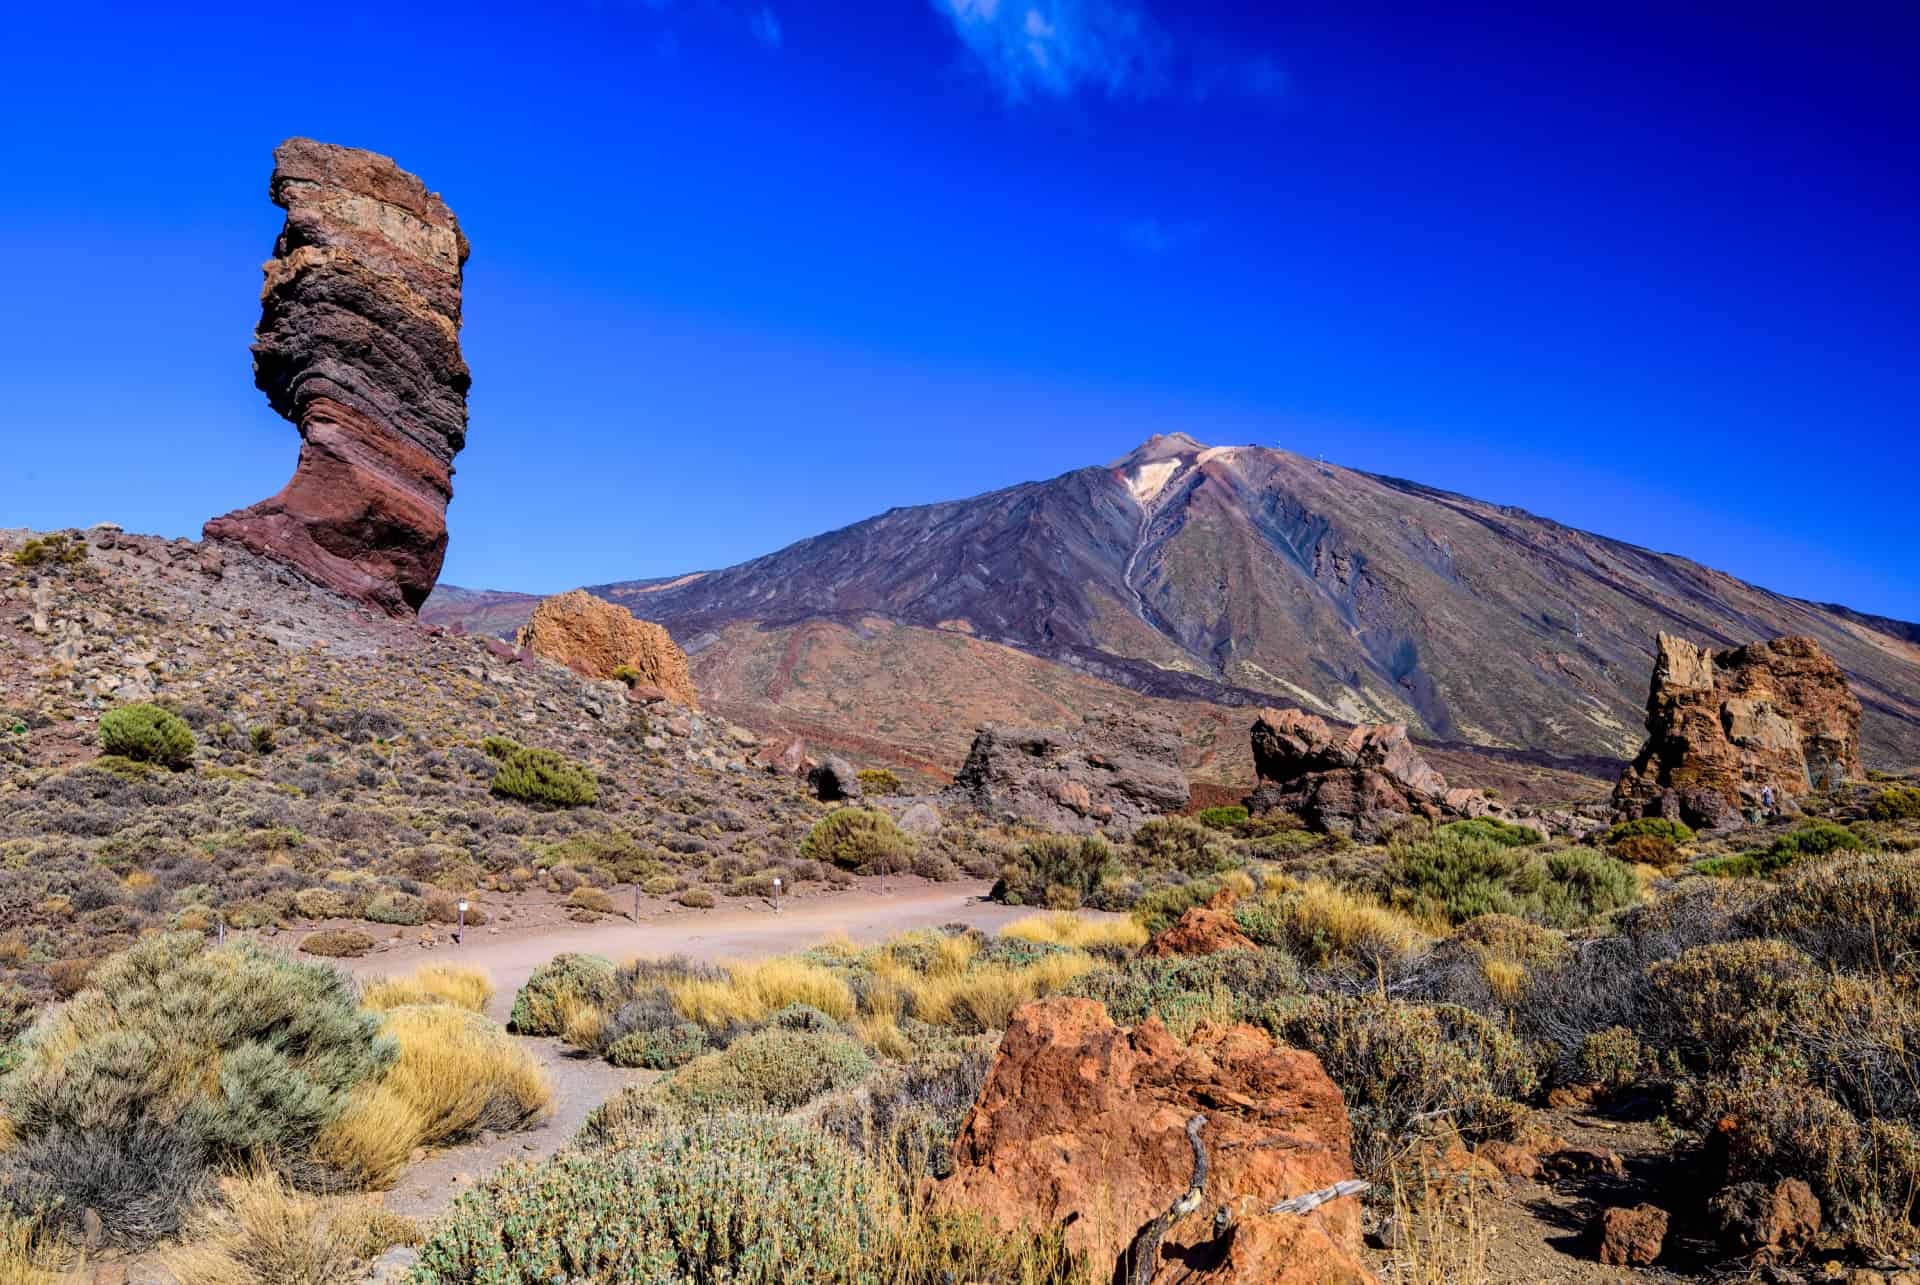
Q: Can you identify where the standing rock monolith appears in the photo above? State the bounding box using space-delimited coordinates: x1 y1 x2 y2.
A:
206 138 471 616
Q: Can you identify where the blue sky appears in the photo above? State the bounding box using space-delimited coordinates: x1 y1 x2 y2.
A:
3 0 1917 620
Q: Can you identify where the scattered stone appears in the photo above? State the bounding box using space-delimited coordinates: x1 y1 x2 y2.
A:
366 1246 421 1284
938 997 1374 1284
1243 708 1498 841
1593 1202 1668 1266
514 589 697 706
895 800 942 836
1143 886 1256 958
1613 633 1862 829
204 138 470 616
1540 1144 1627 1180
1710 1177 1822 1261
943 711 1188 839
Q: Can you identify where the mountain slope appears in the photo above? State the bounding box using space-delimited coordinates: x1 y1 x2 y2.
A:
428 435 1920 766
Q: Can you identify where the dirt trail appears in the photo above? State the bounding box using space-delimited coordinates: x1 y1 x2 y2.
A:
348 879 1029 1022
349 881 1031 1221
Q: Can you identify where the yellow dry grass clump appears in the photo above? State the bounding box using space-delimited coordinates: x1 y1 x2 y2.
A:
158 1169 420 1285
317 1005 551 1189
890 952 1096 1034
1001 912 1147 952
668 957 857 1027
0 1209 66 1285
1273 878 1434 966
360 964 494 1013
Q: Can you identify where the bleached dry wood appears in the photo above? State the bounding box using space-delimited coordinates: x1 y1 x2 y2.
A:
1269 1178 1371 1216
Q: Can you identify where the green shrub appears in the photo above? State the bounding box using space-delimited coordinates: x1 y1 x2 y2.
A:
1194 805 1249 832
97 703 194 768
991 834 1116 908
1641 939 1819 1077
10 534 85 568
483 737 598 808
1744 852 1920 971
641 874 680 896
1383 832 1639 928
535 830 658 883
1604 817 1696 847
1609 833 1680 866
1438 817 1543 847
365 892 427 926
659 1026 873 1112
1869 787 1920 823
1261 994 1536 1178
507 953 618 1035
678 888 716 909
608 1021 710 1070
1706 822 1870 880
1129 816 1235 876
1130 878 1226 938
800 808 913 874
856 768 903 795
300 929 374 958
409 1115 899 1284
1064 950 1301 1037
0 934 391 1242
1576 1026 1649 1091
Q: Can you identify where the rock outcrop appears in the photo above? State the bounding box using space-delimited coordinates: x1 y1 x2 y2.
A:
514 590 696 707
1244 708 1496 841
1612 634 1861 829
938 997 1374 1284
943 711 1188 838
206 138 471 616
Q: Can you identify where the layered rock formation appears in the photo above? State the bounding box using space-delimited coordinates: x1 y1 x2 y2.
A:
938 997 1374 1285
514 590 696 707
1612 634 1861 829
1244 707 1496 840
942 711 1188 838
206 138 471 616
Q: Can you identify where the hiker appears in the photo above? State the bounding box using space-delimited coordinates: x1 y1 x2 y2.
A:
1761 784 1777 818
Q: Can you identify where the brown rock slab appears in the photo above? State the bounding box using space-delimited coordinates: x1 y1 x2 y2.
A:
1710 1177 1822 1261
1613 633 1862 828
206 138 470 616
938 997 1375 1285
514 589 696 707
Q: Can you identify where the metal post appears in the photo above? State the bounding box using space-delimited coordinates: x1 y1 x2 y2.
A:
634 884 642 920
456 899 468 945
217 915 225 947
773 877 782 914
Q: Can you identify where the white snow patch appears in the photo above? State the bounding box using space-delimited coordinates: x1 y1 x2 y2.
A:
1127 459 1183 503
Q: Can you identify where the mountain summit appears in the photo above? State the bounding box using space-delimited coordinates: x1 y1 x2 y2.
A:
428 438 1920 766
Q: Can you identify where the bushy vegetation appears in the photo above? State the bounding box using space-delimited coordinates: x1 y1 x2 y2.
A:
507 952 620 1035
800 807 913 874
9 534 85 568
1697 820 1867 878
659 1025 873 1112
411 1114 893 1283
98 702 195 768
1380 829 1640 927
483 736 598 808
0 934 391 1243
1193 804 1249 831
857 767 903 795
1869 786 1920 822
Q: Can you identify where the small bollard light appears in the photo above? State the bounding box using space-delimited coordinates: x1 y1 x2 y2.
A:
456 898 468 944
773 877 782 914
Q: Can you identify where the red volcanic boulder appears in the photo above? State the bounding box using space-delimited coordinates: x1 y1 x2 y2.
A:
515 589 697 708
206 138 470 616
1613 634 1861 829
938 997 1375 1284
1144 887 1256 958
1593 1203 1668 1266
1245 707 1495 841
1710 1178 1822 1262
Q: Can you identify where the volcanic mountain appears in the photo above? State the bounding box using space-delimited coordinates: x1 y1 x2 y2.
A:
428 435 1920 776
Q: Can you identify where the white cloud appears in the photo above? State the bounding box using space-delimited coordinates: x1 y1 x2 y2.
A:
749 5 783 47
930 0 1170 102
